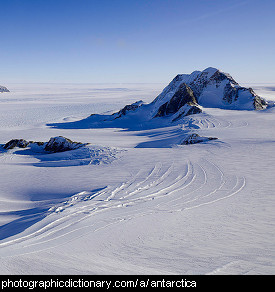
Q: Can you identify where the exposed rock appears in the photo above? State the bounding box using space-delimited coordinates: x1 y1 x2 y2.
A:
111 100 144 119
253 92 268 110
29 141 45 146
154 83 200 118
181 133 218 145
44 136 86 153
3 139 30 150
3 136 86 153
0 85 9 93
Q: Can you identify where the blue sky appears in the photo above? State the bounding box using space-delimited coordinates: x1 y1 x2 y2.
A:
0 0 274 83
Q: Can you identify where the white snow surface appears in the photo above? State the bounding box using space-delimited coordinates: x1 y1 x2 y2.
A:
0 83 274 275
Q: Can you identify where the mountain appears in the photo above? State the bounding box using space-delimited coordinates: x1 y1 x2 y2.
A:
154 67 267 110
49 67 268 131
79 80 203 129
108 81 203 123
105 67 268 121
0 85 9 93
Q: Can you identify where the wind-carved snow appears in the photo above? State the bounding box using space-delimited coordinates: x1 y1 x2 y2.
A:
0 157 245 253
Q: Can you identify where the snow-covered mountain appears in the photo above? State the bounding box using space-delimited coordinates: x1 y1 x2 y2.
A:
153 67 267 110
58 67 267 130
108 81 203 124
0 85 9 93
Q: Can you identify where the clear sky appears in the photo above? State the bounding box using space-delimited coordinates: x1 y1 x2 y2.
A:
1 0 274 84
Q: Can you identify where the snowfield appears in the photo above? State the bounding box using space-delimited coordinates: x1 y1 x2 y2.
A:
0 83 274 274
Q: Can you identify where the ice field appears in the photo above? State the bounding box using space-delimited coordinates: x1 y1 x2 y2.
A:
0 83 274 274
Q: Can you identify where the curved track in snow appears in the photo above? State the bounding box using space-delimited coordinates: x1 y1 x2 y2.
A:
0 157 245 255
182 114 249 130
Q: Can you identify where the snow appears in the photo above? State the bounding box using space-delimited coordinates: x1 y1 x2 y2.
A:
202 67 219 76
0 82 274 275
246 84 275 102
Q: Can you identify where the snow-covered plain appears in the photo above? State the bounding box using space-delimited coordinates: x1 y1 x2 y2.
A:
0 83 274 274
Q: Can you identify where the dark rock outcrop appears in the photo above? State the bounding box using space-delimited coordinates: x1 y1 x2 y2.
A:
44 136 86 153
0 86 9 93
154 83 201 118
181 133 217 145
4 139 30 150
3 136 86 153
112 100 144 119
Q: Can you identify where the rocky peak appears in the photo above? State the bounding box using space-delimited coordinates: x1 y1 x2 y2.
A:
44 136 85 152
3 139 30 150
154 83 201 118
155 67 267 110
209 70 238 85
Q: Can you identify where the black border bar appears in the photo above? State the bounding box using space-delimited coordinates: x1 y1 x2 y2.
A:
0 275 273 290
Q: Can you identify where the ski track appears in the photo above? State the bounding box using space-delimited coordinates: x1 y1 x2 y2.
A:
0 157 246 254
183 115 248 130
